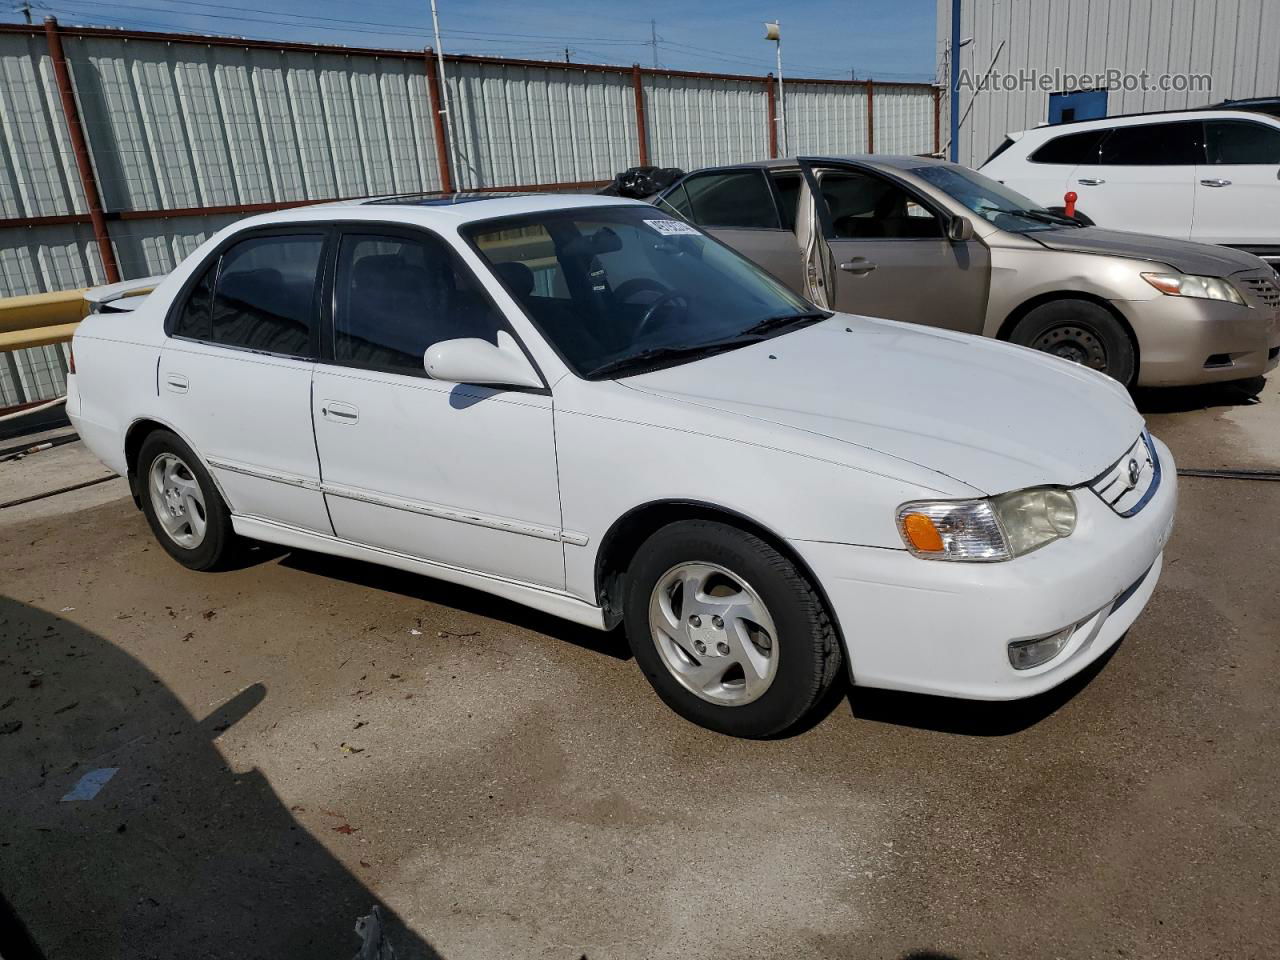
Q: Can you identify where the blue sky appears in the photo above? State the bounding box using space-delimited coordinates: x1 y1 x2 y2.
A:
6 0 937 82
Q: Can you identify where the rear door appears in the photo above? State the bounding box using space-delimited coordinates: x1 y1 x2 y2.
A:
660 168 805 292
1070 120 1202 238
1193 118 1280 247
989 127 1105 208
158 228 332 534
796 160 990 333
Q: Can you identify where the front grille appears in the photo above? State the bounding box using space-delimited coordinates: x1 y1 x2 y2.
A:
1239 274 1280 309
1088 432 1161 517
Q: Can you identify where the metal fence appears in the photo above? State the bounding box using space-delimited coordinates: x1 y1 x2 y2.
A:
0 18 938 406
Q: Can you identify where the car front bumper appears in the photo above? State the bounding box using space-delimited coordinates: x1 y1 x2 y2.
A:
791 435 1178 701
1114 293 1280 387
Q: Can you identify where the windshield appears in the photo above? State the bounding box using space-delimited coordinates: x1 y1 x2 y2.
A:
465 205 826 378
910 164 1077 233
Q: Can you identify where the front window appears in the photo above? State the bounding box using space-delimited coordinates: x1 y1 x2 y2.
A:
910 164 1076 233
466 206 825 379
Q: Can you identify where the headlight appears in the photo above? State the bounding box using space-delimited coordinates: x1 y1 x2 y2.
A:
1141 272 1245 306
897 488 1077 561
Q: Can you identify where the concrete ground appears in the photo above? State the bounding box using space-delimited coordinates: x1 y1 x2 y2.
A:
1 376 1278 960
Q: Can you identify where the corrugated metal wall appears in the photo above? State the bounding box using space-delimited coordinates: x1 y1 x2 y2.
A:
0 23 936 405
938 0 1280 167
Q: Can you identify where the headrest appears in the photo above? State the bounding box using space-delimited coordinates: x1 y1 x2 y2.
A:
493 260 535 297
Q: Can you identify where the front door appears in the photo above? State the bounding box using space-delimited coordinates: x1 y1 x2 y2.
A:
797 161 990 334
1192 118 1280 248
311 227 565 589
158 229 332 534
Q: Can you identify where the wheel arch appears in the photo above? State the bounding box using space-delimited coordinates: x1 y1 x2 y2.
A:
995 290 1141 381
593 499 846 651
123 417 230 511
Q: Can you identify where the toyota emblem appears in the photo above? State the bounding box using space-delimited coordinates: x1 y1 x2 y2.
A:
1126 458 1141 488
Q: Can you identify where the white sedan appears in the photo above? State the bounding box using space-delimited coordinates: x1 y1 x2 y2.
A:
67 194 1177 738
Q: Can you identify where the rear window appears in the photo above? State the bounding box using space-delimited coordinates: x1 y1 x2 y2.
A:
172 232 324 358
983 136 1017 166
1030 129 1108 165
664 171 780 229
1098 121 1204 165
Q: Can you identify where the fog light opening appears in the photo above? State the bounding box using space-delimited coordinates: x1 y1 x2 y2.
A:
1008 625 1074 671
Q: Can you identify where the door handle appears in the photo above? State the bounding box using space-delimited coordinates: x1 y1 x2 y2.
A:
164 373 188 394
1077 178 1106 186
839 258 878 275
1199 178 1232 187
320 401 359 424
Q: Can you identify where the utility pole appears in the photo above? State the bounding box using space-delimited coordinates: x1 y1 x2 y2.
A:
429 0 462 190
650 19 658 69
20 0 32 23
564 46 571 63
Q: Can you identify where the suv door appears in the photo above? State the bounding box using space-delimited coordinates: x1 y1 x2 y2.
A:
160 229 332 534
796 161 990 333
1070 120 1203 238
660 168 805 291
311 226 564 588
1193 118 1280 248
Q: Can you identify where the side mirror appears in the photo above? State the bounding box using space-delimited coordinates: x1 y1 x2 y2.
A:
424 331 543 390
948 216 975 242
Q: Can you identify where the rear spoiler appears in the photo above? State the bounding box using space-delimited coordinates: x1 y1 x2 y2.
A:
83 275 166 314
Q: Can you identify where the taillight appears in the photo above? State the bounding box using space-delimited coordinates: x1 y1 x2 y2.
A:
68 343 75 374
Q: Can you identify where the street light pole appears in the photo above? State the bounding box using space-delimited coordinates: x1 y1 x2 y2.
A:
429 0 463 189
765 21 787 155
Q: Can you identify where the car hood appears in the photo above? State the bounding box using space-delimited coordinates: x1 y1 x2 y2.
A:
621 317 1144 494
1029 226 1264 275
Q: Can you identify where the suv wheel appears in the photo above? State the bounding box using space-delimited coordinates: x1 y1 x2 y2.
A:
624 520 843 738
1010 299 1136 386
137 430 237 571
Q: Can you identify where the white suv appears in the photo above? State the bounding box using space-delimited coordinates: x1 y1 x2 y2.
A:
981 110 1280 267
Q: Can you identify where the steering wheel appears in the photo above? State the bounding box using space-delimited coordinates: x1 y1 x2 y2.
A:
612 277 669 304
635 290 690 338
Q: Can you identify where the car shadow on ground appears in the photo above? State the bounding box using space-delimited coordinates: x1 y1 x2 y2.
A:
278 550 633 661
0 596 442 960
1132 375 1265 414
842 640 1123 737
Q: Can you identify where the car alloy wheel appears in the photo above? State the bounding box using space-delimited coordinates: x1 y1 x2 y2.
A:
148 452 208 549
648 561 779 706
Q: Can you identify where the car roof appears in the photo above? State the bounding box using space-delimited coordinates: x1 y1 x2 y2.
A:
1010 108 1278 139
692 154 947 172
231 192 646 231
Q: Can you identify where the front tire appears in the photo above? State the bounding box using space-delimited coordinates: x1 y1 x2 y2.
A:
1010 299 1136 386
623 520 842 738
137 430 237 571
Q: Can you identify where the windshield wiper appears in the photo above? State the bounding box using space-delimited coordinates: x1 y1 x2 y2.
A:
587 312 830 379
586 342 745 379
986 206 1082 228
735 310 831 337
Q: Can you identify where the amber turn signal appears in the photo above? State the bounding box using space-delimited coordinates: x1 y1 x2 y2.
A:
901 513 944 553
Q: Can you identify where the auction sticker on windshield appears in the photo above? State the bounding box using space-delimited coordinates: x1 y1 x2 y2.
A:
644 219 702 236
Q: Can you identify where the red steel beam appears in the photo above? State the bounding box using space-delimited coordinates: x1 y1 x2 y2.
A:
632 64 649 166
0 181 614 232
42 17 119 283
866 79 875 154
423 49 454 194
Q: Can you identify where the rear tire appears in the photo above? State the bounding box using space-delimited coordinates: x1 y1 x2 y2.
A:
1010 299 1136 386
137 429 237 571
623 520 842 738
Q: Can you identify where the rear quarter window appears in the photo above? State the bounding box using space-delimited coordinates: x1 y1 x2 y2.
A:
1029 129 1108 165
